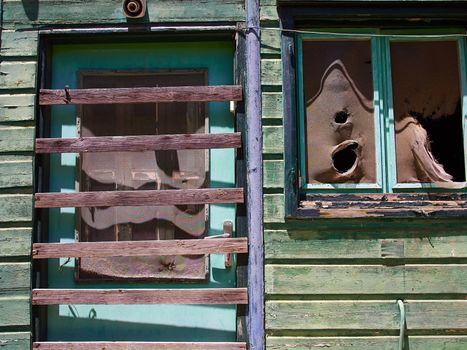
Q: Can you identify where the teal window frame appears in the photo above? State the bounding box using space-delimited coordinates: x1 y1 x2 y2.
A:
296 28 467 194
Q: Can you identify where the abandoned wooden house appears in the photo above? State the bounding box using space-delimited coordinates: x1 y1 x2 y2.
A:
1 0 467 349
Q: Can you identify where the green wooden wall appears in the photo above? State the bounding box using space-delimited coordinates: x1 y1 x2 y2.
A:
0 1 245 348
260 1 467 349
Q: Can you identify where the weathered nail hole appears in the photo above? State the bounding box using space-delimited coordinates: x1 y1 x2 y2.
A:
332 142 358 174
334 110 350 124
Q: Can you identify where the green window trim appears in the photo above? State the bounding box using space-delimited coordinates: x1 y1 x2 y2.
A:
296 28 467 194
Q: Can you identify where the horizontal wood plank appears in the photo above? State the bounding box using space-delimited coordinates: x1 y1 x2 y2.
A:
0 228 32 257
32 288 248 305
265 229 467 260
267 336 467 350
266 300 467 331
0 195 33 222
33 342 247 350
33 238 248 259
0 296 30 327
0 160 33 188
39 86 242 105
0 263 30 292
35 188 244 208
35 133 241 153
0 332 31 350
266 265 467 295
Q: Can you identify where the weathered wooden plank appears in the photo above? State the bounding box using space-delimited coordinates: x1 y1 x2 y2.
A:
266 265 467 295
264 160 284 188
265 230 467 260
0 126 35 152
32 288 248 305
261 28 281 55
267 336 467 350
305 193 467 202
0 296 30 327
0 263 30 292
3 0 245 28
0 94 35 122
0 228 32 257
36 133 241 154
262 92 283 119
266 300 467 331
263 126 283 154
261 59 282 86
264 194 285 223
33 342 247 349
0 31 38 57
0 161 33 188
35 188 244 208
0 195 33 222
33 238 248 259
39 85 242 105
260 0 280 21
0 62 36 90
0 332 31 350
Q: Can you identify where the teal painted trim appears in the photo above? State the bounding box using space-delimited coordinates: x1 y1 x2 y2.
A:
296 29 383 193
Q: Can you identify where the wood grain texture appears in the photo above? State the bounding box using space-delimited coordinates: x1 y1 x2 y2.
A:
261 59 282 86
261 29 281 55
33 238 248 259
267 336 467 350
0 161 33 188
33 342 246 349
264 194 285 223
0 195 33 222
0 332 31 350
39 86 242 105
263 126 283 154
35 188 244 208
0 296 30 327
265 229 467 260
3 0 245 28
32 288 248 305
0 30 38 57
35 133 241 153
0 228 32 257
262 92 283 119
0 126 35 152
0 263 30 292
266 264 467 295
0 61 37 89
264 160 284 189
0 94 35 122
266 300 467 331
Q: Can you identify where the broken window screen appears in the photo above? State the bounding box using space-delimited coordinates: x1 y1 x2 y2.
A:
391 40 465 183
302 39 377 184
77 70 208 281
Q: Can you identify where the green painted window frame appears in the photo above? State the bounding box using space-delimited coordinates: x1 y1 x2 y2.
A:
296 28 467 194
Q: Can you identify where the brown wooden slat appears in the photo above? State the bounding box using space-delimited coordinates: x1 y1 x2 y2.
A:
32 288 248 305
39 85 243 105
33 342 247 350
35 188 244 208
35 133 241 154
32 238 248 259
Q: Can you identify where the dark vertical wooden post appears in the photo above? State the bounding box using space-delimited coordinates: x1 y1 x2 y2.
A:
245 0 264 349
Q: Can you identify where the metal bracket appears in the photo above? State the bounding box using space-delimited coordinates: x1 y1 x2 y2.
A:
204 220 233 268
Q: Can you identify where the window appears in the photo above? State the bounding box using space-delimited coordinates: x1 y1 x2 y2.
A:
296 30 467 193
77 70 208 280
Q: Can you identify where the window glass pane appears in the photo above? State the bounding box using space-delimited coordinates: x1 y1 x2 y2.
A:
77 71 208 281
391 40 465 183
302 39 377 184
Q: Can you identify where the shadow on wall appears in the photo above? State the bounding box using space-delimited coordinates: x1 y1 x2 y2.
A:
22 0 38 20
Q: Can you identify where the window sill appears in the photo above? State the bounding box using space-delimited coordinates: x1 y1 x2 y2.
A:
294 193 467 219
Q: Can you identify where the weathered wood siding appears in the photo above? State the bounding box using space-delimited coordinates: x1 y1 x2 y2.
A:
260 2 467 349
0 1 245 348
0 3 37 343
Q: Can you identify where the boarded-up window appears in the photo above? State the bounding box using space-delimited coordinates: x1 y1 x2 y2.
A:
302 39 377 184
76 70 208 281
391 41 466 183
